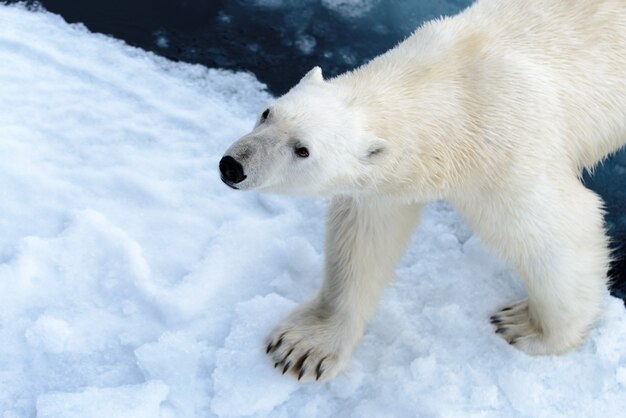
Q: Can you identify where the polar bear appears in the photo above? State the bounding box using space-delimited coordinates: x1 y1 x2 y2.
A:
219 0 626 381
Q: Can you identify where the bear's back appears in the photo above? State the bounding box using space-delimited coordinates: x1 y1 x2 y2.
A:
464 0 626 168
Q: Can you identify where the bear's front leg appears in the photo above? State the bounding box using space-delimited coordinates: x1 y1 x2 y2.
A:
266 196 423 381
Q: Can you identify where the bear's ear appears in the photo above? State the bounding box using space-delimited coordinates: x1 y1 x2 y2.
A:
301 66 324 84
363 134 389 162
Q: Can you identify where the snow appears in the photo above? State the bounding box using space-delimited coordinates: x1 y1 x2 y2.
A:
36 381 169 418
211 295 298 417
0 3 625 417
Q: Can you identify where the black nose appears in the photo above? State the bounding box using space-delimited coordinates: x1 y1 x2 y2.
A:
219 156 246 184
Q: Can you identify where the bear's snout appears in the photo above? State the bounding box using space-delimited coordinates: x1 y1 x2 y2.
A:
219 156 246 188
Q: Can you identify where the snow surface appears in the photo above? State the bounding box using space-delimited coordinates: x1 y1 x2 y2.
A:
0 4 625 417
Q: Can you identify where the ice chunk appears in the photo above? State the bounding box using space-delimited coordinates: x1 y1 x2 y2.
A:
295 34 317 55
135 332 213 417
321 0 379 18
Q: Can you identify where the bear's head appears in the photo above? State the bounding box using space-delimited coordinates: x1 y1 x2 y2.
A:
219 67 389 196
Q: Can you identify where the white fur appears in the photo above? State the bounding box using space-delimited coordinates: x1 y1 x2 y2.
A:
223 0 626 381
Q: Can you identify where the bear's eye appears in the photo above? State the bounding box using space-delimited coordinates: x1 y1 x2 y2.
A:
294 145 309 158
261 108 270 121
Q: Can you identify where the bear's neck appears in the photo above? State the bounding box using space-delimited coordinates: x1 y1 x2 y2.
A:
331 31 486 200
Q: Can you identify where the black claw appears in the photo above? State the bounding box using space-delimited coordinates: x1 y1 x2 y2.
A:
282 362 291 375
298 368 305 380
274 361 280 368
273 336 284 352
293 351 310 374
315 358 326 381
495 327 505 334
490 316 501 324
510 337 519 345
501 306 513 312
267 336 283 355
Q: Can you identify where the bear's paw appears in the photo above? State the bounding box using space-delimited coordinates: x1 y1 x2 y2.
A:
265 305 359 382
490 299 586 355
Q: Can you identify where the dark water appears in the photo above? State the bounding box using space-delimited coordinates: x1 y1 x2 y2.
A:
8 0 626 299
19 0 473 95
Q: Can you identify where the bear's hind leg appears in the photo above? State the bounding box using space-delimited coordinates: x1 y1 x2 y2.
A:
488 179 610 355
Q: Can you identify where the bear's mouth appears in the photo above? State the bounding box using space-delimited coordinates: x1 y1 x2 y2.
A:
220 174 245 190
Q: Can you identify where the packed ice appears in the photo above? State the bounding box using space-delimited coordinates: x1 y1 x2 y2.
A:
0 4 624 417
